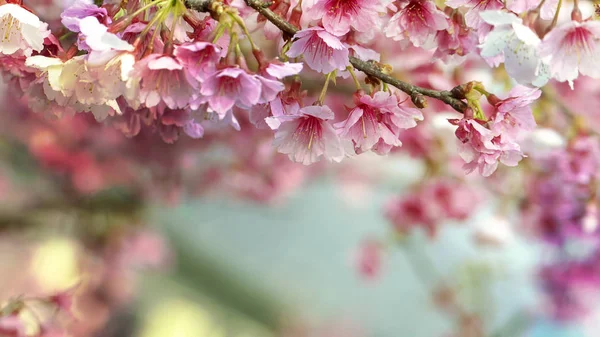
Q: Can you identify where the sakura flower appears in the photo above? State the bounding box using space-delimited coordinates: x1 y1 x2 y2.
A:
271 105 345 165
60 1 111 33
256 61 303 104
434 12 478 61
445 0 504 40
286 27 349 74
200 67 261 116
307 0 386 36
335 91 423 154
129 54 199 110
173 41 221 81
451 118 524 176
479 10 549 87
539 20 600 84
0 3 50 56
489 85 541 138
385 0 448 48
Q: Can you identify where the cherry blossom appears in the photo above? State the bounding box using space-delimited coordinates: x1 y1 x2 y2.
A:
307 0 386 36
286 26 350 74
540 20 600 84
479 10 549 87
335 91 423 154
0 3 50 56
200 67 262 116
270 105 345 165
385 0 448 48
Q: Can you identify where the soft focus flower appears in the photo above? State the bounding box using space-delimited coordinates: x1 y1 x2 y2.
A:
489 85 541 138
200 67 261 116
129 54 199 110
354 239 383 280
286 27 350 74
0 314 25 337
434 12 478 61
479 10 549 87
271 105 345 165
385 179 477 237
335 91 423 154
385 0 448 48
307 0 386 36
540 20 600 84
173 41 221 81
0 3 50 56
451 118 523 176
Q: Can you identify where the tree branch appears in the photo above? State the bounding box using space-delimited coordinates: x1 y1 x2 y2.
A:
185 0 468 113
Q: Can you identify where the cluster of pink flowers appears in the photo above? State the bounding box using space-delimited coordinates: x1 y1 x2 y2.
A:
1 0 575 175
449 85 540 176
385 178 477 237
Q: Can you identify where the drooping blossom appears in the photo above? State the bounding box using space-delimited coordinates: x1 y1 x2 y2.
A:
128 54 199 110
451 118 524 176
385 0 449 48
0 3 50 56
286 26 350 74
200 67 262 116
489 85 541 138
173 41 221 81
479 10 549 87
0 314 25 337
434 11 478 61
539 20 600 84
335 91 423 154
270 105 345 165
307 0 386 36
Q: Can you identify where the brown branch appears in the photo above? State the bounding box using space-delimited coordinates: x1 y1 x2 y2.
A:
185 0 468 113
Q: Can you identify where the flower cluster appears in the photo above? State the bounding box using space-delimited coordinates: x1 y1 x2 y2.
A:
449 84 540 176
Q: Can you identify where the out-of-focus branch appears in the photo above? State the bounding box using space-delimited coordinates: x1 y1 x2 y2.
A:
185 0 468 113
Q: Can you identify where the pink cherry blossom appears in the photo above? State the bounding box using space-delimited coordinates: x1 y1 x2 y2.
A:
452 118 524 176
434 13 478 61
335 91 423 154
540 20 600 84
286 26 350 74
385 0 448 48
200 67 262 116
271 105 345 165
489 85 540 138
307 0 385 36
173 41 221 81
130 54 199 110
0 3 50 56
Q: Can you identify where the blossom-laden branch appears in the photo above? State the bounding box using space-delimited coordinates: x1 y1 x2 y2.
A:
185 0 468 113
